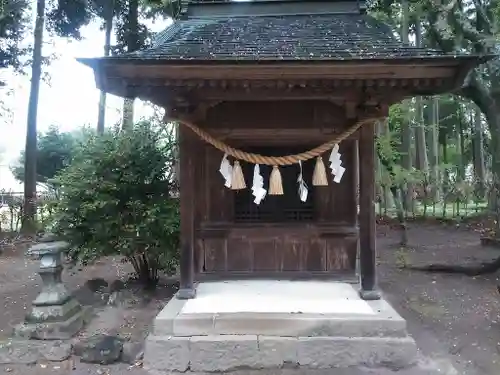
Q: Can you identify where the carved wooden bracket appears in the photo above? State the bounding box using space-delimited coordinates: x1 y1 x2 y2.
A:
169 100 221 122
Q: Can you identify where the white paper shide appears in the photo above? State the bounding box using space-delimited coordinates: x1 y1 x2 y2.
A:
329 144 345 183
251 164 267 205
297 161 308 202
219 153 233 188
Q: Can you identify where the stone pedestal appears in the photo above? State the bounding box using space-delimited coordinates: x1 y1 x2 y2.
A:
14 237 89 340
143 281 454 375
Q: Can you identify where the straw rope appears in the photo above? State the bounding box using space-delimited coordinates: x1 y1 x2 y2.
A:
168 116 380 166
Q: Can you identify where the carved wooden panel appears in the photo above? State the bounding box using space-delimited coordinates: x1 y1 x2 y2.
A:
202 100 346 129
201 227 357 274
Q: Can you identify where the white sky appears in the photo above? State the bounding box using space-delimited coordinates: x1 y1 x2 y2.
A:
0 17 171 191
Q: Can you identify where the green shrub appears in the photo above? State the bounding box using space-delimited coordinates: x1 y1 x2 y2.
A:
51 121 179 286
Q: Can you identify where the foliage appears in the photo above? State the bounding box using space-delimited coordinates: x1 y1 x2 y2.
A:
46 0 93 39
12 126 79 184
144 0 182 19
0 0 30 70
50 121 179 286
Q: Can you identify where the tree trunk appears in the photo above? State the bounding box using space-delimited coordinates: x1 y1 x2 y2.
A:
456 99 466 181
378 119 394 211
400 0 413 210
376 119 408 245
472 106 486 195
22 0 45 235
413 22 429 179
490 101 500 236
459 73 500 234
414 97 429 172
122 98 134 129
429 96 440 200
375 120 384 211
121 0 139 130
97 0 114 134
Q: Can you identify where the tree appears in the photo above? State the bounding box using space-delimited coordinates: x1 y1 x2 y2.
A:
368 0 500 275
12 126 78 184
22 0 47 235
96 0 115 134
21 0 93 234
51 120 179 286
0 0 30 71
115 0 182 129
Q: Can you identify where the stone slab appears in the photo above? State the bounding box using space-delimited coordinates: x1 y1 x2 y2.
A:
181 281 372 315
144 335 190 372
32 284 72 306
26 297 81 323
27 241 69 256
146 360 458 375
0 339 72 364
14 305 92 340
154 290 407 338
153 294 188 336
144 334 418 373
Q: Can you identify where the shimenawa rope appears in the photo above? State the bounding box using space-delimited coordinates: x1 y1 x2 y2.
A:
166 116 381 166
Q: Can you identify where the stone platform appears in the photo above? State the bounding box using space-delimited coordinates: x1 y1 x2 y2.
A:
144 281 445 374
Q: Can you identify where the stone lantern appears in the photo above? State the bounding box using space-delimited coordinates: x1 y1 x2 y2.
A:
14 234 90 340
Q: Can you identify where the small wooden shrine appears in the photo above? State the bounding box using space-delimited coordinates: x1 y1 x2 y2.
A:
81 0 485 300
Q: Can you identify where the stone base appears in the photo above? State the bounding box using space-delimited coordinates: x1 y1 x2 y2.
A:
14 305 92 340
145 362 459 375
145 334 417 373
146 361 457 375
25 297 82 323
143 281 428 374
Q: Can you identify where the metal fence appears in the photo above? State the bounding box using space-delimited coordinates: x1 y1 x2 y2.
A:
0 190 58 232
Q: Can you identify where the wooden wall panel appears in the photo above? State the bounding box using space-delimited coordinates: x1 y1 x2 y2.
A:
252 239 278 271
202 101 346 130
306 238 326 271
226 237 253 272
314 140 356 223
203 239 227 272
200 231 357 274
325 237 357 271
205 145 233 222
280 238 305 271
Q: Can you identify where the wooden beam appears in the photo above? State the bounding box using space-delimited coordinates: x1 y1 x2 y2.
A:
107 62 461 81
177 126 196 299
358 120 380 300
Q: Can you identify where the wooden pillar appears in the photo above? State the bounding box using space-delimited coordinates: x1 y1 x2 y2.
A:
177 126 196 299
358 120 381 300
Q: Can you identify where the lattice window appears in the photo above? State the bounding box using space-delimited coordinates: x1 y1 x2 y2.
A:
234 147 315 223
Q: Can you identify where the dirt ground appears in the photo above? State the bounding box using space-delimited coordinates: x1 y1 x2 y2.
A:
1 223 500 374
378 223 500 375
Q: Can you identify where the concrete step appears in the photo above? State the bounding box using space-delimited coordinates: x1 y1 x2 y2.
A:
144 282 424 374
153 296 409 338
144 334 418 373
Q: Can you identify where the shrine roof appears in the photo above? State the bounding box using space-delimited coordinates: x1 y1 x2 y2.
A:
111 13 451 62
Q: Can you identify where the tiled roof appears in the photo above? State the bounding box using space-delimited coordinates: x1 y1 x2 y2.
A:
116 13 447 61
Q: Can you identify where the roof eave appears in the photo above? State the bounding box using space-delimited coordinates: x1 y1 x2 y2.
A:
78 54 493 67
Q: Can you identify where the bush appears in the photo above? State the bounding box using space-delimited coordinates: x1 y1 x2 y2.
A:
51 121 179 287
